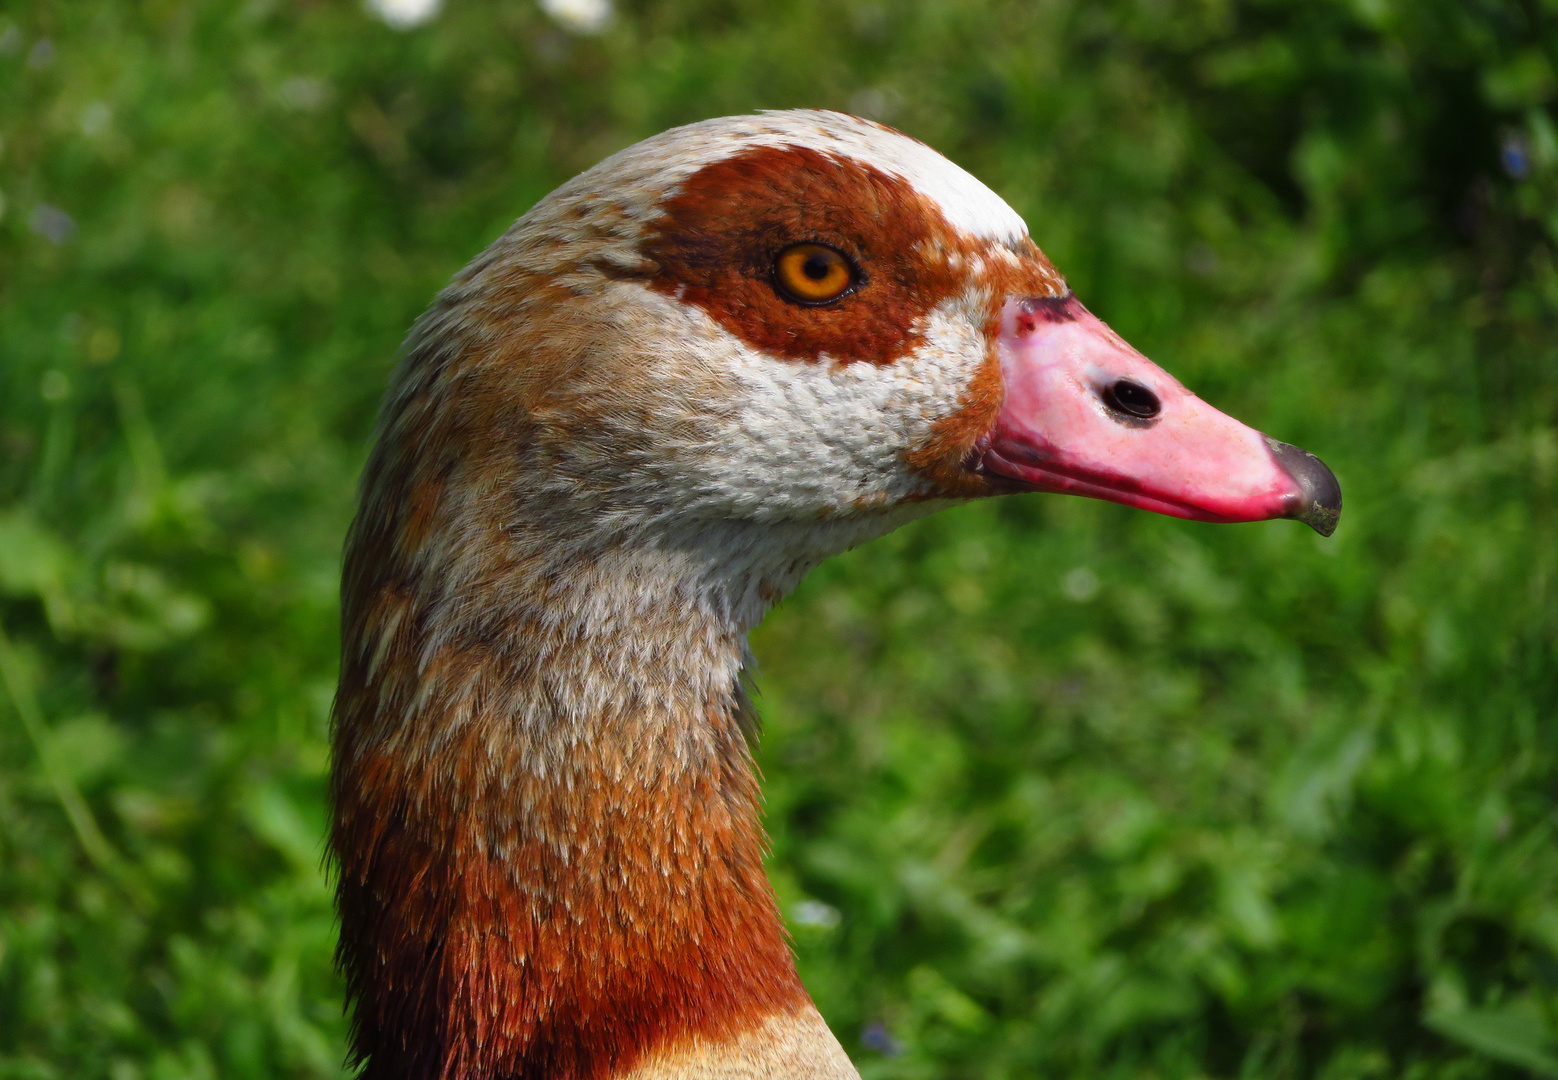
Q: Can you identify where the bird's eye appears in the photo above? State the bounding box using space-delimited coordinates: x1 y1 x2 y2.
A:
774 243 856 305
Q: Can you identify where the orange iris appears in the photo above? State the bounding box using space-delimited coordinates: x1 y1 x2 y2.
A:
774 243 854 304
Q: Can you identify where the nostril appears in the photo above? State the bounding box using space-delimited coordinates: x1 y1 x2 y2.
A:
1103 379 1161 420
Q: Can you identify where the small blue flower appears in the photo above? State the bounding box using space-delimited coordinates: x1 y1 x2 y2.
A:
1501 137 1531 179
30 204 75 245
861 1021 905 1057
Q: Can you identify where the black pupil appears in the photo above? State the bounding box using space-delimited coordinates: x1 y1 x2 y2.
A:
1107 379 1161 419
802 255 832 281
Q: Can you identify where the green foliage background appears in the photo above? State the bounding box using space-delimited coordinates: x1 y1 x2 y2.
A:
2 1 1557 1077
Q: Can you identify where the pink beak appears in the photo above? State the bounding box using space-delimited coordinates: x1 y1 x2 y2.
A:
982 296 1341 536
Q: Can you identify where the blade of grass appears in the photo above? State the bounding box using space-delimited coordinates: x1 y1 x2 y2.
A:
0 618 151 911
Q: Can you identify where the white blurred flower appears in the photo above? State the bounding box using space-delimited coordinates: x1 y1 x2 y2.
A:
1062 566 1100 602
540 0 612 34
80 102 112 137
791 899 841 929
368 0 442 29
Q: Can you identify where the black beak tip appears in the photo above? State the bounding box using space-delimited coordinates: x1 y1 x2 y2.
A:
1266 439 1342 537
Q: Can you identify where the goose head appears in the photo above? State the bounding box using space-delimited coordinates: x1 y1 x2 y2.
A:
385 111 1338 584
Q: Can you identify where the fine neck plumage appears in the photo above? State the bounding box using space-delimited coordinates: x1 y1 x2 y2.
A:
331 505 828 1079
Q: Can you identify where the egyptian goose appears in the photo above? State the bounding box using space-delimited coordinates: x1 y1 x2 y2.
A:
330 110 1340 1080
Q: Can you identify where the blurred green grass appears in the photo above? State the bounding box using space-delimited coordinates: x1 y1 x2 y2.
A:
2 1 1557 1077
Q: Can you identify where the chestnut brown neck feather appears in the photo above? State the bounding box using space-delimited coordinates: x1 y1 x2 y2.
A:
331 432 813 1080
332 584 807 1078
